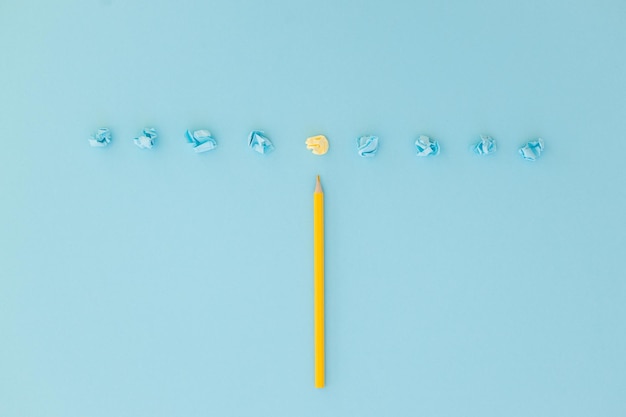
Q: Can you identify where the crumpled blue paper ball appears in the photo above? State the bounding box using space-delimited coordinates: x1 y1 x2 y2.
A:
356 135 379 157
185 129 217 153
248 130 274 154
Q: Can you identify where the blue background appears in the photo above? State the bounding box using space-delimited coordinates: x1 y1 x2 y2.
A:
1 0 625 415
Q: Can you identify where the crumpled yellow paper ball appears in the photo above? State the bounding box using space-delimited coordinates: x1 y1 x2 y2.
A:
305 135 329 155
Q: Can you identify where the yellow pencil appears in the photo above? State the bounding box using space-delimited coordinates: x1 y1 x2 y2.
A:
313 175 325 388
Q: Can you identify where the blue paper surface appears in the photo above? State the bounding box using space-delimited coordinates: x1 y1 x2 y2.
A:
1 1 626 417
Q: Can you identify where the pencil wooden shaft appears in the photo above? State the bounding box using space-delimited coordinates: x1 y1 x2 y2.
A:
314 181 325 388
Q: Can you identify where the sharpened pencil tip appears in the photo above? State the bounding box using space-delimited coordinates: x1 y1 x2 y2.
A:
315 175 323 193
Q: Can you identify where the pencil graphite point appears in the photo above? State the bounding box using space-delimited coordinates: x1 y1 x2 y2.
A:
315 175 322 193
